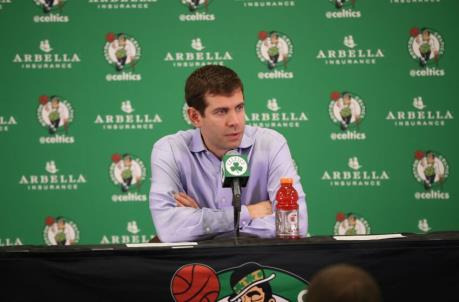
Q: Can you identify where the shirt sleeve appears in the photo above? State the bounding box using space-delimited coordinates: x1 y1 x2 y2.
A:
149 139 235 243
239 134 308 238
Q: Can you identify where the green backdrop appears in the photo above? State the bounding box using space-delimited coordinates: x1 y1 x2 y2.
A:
0 0 458 246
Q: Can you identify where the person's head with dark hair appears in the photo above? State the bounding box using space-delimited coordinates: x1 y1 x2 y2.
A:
185 65 244 116
185 65 246 159
305 264 381 302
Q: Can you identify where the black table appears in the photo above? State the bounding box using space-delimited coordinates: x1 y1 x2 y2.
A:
1 232 458 301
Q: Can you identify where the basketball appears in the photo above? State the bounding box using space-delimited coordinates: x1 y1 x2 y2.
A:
171 264 220 302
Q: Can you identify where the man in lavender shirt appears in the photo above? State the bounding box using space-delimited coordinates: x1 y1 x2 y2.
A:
149 65 308 242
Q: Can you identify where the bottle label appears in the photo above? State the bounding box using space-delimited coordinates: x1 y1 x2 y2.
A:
276 209 299 238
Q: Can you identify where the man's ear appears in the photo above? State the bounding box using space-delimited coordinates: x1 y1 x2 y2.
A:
187 106 202 128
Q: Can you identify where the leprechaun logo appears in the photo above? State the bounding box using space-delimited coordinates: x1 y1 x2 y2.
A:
329 91 366 140
110 153 147 202
33 0 69 23
256 31 294 79
170 262 308 302
408 27 445 77
104 32 142 81
413 150 450 200
43 216 79 246
334 212 370 235
325 0 361 19
179 0 215 21
37 95 75 144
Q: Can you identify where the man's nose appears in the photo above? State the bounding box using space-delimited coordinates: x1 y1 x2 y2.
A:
226 110 240 127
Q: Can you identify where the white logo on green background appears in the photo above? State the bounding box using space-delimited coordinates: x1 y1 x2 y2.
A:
238 0 296 8
418 218 431 233
94 100 162 130
385 96 453 127
225 156 248 176
43 216 79 246
322 157 389 187
164 38 233 68
334 212 370 235
104 32 141 72
257 31 293 70
246 98 308 128
0 115 17 132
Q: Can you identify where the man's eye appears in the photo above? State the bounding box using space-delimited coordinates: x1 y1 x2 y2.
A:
236 104 245 112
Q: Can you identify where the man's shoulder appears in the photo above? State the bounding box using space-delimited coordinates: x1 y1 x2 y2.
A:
246 126 287 145
153 128 196 151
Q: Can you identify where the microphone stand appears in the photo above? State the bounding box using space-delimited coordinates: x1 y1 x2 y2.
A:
231 178 241 245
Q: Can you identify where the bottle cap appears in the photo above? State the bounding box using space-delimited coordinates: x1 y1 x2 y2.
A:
280 177 293 185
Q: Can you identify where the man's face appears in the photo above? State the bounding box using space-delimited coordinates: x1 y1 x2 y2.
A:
189 89 245 158
427 154 435 164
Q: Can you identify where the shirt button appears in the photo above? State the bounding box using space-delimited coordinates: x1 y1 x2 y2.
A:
222 198 226 202
206 227 210 232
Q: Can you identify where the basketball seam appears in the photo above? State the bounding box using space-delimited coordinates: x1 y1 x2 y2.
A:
185 275 211 302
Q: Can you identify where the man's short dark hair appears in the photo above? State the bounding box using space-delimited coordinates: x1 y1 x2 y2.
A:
185 65 244 116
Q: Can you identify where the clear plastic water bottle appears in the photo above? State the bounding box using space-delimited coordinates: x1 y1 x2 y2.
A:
275 177 300 239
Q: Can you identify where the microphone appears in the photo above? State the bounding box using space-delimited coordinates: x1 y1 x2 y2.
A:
221 150 250 238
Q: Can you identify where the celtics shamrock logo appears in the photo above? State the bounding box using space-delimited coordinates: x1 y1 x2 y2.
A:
225 156 248 177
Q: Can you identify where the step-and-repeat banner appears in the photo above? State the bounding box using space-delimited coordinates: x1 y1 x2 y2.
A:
0 0 458 246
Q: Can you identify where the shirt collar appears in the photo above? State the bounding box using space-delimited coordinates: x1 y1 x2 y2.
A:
189 127 254 153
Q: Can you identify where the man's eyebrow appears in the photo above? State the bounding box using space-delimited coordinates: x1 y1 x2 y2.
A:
211 106 229 113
